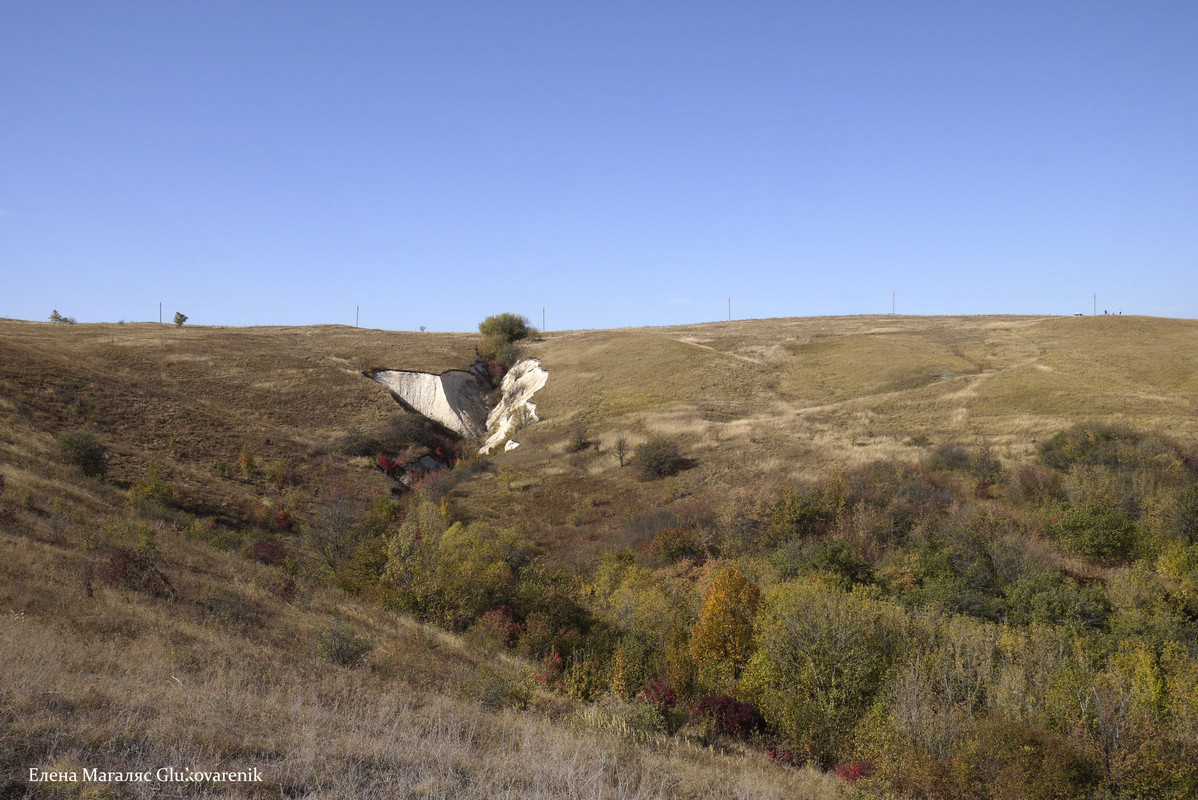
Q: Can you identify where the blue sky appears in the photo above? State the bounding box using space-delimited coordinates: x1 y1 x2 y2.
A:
3 1 1197 330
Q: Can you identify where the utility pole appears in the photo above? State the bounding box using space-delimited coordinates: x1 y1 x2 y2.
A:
892 291 896 315
356 306 359 327
1093 294 1096 316
159 302 162 324
728 298 731 321
542 307 545 333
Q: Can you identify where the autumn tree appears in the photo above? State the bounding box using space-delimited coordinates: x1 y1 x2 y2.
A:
690 565 760 693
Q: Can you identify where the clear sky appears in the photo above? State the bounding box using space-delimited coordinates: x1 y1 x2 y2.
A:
4 1 1197 331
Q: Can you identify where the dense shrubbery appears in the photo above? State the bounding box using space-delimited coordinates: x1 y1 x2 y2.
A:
56 431 108 478
384 502 543 631
279 420 1198 794
630 436 684 479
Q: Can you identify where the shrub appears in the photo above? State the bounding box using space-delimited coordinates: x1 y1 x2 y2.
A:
833 760 873 784
271 508 294 532
469 604 524 649
97 547 174 599
631 436 684 480
566 426 591 454
1054 501 1136 559
689 695 765 739
562 654 605 701
766 485 842 544
173 311 187 327
478 312 535 343
462 663 529 709
927 442 971 471
385 505 543 630
127 466 175 512
250 539 286 566
636 680 678 709
266 576 297 600
477 335 520 371
56 431 107 478
49 309 76 324
647 526 707 563
741 581 905 764
316 621 374 667
265 459 291 490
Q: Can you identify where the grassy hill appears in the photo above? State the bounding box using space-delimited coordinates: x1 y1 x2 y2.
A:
3 313 1198 798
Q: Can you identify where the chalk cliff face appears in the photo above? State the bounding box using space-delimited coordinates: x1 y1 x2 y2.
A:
373 359 548 449
480 359 548 454
372 369 490 438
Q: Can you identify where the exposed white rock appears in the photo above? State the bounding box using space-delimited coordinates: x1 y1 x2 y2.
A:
480 359 549 454
373 369 489 438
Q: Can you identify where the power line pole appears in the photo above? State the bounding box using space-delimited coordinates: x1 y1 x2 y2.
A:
159 302 162 324
1093 294 1096 316
542 307 545 333
892 291 896 315
728 297 731 321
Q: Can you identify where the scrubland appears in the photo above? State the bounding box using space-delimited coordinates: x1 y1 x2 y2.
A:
2 314 1198 798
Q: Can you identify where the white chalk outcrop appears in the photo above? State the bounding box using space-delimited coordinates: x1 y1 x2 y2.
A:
373 369 489 438
480 359 548 454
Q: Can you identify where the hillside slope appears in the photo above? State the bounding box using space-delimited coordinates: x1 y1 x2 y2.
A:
3 314 1198 798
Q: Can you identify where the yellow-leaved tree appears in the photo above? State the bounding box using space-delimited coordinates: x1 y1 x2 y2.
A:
690 565 760 694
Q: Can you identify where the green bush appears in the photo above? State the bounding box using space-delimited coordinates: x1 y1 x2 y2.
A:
566 426 591 454
767 485 840 544
316 621 374 667
478 312 535 343
173 311 187 327
477 334 520 369
741 580 905 764
631 437 684 480
56 431 108 478
385 503 542 630
462 663 529 709
1053 502 1136 560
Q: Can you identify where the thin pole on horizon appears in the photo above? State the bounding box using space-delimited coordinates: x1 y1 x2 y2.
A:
356 306 359 328
1093 294 1097 316
542 307 545 333
159 302 162 324
892 292 896 315
728 298 731 322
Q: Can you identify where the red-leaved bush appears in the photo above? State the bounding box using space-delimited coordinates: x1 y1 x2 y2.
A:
266 576 297 600
98 547 174 599
690 695 764 739
251 539 285 566
636 681 678 709
479 605 524 646
766 744 801 767
833 760 873 783
532 650 563 686
271 509 294 532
